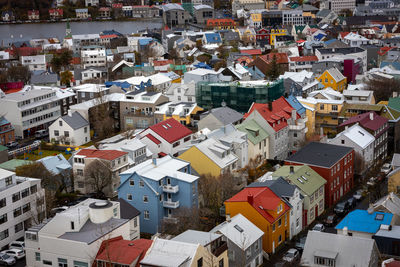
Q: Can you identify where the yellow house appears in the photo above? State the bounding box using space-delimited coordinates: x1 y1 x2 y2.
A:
179 138 238 177
317 68 347 92
235 27 257 44
270 28 287 46
388 168 400 194
156 102 203 127
249 13 262 28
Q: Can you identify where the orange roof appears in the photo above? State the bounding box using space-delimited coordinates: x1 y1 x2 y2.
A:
289 55 318 62
226 187 290 223
153 59 173 66
207 18 235 26
378 46 396 56
77 149 128 161
240 49 262 55
100 34 118 39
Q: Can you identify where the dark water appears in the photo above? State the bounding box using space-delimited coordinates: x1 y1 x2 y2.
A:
0 19 163 46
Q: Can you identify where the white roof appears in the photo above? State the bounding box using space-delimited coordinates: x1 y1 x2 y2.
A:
344 32 370 42
140 238 198 267
155 102 198 116
280 70 314 83
327 67 346 82
123 91 163 104
211 214 264 250
308 88 344 101
334 124 374 149
342 89 372 97
0 168 15 179
347 84 365 91
226 64 250 79
120 73 172 86
72 84 108 93
70 93 124 110
121 155 199 183
72 33 100 40
186 68 218 76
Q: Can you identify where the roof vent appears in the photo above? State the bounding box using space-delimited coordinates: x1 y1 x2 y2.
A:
234 224 244 233
128 243 135 246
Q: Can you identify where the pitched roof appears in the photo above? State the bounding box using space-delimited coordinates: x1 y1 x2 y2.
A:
76 149 128 161
226 187 290 223
211 214 264 250
143 133 161 145
339 111 388 131
326 67 346 82
389 97 400 112
289 55 318 62
148 118 192 144
272 165 327 196
60 111 89 130
236 119 269 145
205 106 243 125
286 142 353 168
117 198 140 220
172 230 222 246
37 154 71 175
301 231 377 267
260 53 289 64
96 236 152 266
335 209 393 234
334 124 375 149
245 96 299 132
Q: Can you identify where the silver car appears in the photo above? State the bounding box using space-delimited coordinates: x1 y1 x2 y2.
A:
0 253 16 265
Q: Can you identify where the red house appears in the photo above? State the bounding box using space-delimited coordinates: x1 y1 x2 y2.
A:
256 28 270 42
49 9 63 19
28 10 39 20
285 142 354 207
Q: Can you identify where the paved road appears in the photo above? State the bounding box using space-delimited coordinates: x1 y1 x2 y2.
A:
15 258 25 267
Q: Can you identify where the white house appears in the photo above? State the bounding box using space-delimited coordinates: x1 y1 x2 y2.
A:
81 68 107 82
343 32 371 47
49 111 90 146
25 198 139 267
0 169 45 250
81 47 106 68
21 55 46 71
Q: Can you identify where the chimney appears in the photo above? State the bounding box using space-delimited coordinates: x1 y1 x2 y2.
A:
268 101 272 111
290 166 294 174
342 226 348 236
291 109 296 121
345 125 348 130
68 109 72 117
370 112 374 121
152 155 157 166
226 214 231 222
247 194 253 204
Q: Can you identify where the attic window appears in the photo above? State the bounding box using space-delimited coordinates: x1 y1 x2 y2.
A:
301 175 308 181
162 125 168 129
234 224 244 233
297 178 304 184
375 214 384 221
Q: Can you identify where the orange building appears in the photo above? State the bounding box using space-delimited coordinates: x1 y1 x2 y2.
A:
225 187 291 254
206 18 236 30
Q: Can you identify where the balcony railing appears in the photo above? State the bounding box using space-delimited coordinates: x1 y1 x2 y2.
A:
212 241 228 257
163 200 180 209
163 185 179 193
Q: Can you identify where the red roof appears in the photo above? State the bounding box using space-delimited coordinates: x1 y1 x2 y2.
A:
95 236 152 267
339 32 350 39
340 111 388 131
148 118 192 144
77 149 128 161
244 96 300 132
240 49 262 55
8 47 41 57
226 187 290 223
153 59 173 66
386 260 400 267
49 9 63 15
143 133 161 144
260 53 289 64
289 55 318 62
378 46 396 56
207 18 235 27
112 3 123 8
296 39 306 43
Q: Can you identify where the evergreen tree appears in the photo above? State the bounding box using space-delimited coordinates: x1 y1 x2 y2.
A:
265 55 281 80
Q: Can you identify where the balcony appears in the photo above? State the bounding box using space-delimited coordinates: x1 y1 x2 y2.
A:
289 123 306 131
163 200 180 209
163 216 178 224
163 184 179 193
212 241 228 257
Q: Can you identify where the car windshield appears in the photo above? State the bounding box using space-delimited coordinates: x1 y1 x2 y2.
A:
2 254 10 259
286 251 295 257
314 225 322 230
336 203 345 208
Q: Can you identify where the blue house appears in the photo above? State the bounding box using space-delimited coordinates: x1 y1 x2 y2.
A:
118 155 199 234
336 209 394 238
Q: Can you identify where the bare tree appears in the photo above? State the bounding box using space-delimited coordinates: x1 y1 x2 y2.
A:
364 76 400 103
354 152 367 176
84 159 113 197
160 207 202 235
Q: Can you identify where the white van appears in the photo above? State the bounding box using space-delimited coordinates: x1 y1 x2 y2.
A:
35 130 48 138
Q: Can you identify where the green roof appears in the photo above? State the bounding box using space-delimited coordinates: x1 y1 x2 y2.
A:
236 119 269 145
0 159 33 171
0 145 8 152
339 103 383 116
388 97 400 112
272 165 327 196
380 105 400 121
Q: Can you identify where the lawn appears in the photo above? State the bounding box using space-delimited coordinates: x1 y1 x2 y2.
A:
16 149 72 161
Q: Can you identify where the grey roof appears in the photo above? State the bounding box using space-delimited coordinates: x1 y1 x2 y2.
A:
172 230 222 246
301 231 377 267
162 3 184 11
205 106 243 125
287 142 353 168
300 4 318 11
117 198 140 219
61 111 89 130
374 225 400 238
31 73 58 84
392 153 400 168
59 217 128 244
193 4 213 10
317 47 365 55
316 9 333 17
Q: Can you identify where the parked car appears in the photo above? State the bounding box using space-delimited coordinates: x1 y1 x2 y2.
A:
347 197 357 209
295 236 307 253
0 253 16 266
0 249 24 260
8 241 24 252
282 248 300 263
35 129 48 139
353 189 364 201
312 223 325 232
334 201 350 216
5 141 18 149
381 163 392 175
324 214 338 227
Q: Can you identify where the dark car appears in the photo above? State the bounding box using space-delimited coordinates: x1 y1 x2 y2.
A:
334 201 350 216
347 197 357 209
295 236 307 253
324 214 338 227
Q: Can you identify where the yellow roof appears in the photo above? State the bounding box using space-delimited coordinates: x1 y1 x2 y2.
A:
378 100 388 105
251 13 262 22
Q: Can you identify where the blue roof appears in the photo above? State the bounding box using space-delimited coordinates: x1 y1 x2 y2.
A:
245 66 265 79
105 81 132 89
138 38 153 46
100 30 123 36
314 33 326 41
324 38 338 45
380 61 400 71
37 154 72 175
335 209 393 234
0 117 10 126
286 95 306 115
204 33 222 44
194 62 212 69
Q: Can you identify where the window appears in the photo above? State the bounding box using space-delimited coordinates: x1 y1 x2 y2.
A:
0 214 7 225
35 252 41 262
320 104 324 110
30 185 37 194
143 195 149 203
319 186 323 195
84 127 88 133
21 188 30 198
23 203 31 213
272 223 275 232
129 179 134 186
5 176 12 186
278 234 282 243
134 217 138 228
64 131 69 137
197 258 203 267
15 222 23 233
127 194 132 200
332 105 338 111
314 256 336 266
13 207 22 218
76 169 83 176
296 217 300 227
59 121 63 126
139 180 144 187
0 229 8 240
73 261 88 267
12 192 20 202
59 258 68 267
246 248 251 259
144 210 149 219
43 260 52 265
0 198 5 208
54 130 59 136
278 218 282 227
219 259 224 267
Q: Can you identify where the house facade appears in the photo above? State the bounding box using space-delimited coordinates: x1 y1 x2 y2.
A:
49 111 90 146
0 117 15 145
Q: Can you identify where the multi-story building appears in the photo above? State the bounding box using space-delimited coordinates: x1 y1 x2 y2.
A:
49 9 63 19
85 0 98 6
237 118 270 160
0 89 64 138
288 56 319 72
0 169 45 250
25 198 138 267
72 84 110 103
20 55 46 72
315 47 367 73
139 118 193 157
154 102 203 128
198 106 243 131
282 10 304 25
72 34 101 54
132 5 160 18
206 18 236 30
317 68 347 92
272 165 327 227
118 155 199 234
98 7 111 18
72 148 129 197
48 111 90 146
80 46 106 68
0 117 15 145
323 0 356 13
225 186 291 254
232 0 264 15
279 71 320 96
192 4 214 24
286 142 354 207
165 82 196 103
339 111 389 162
162 4 191 28
75 8 89 19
